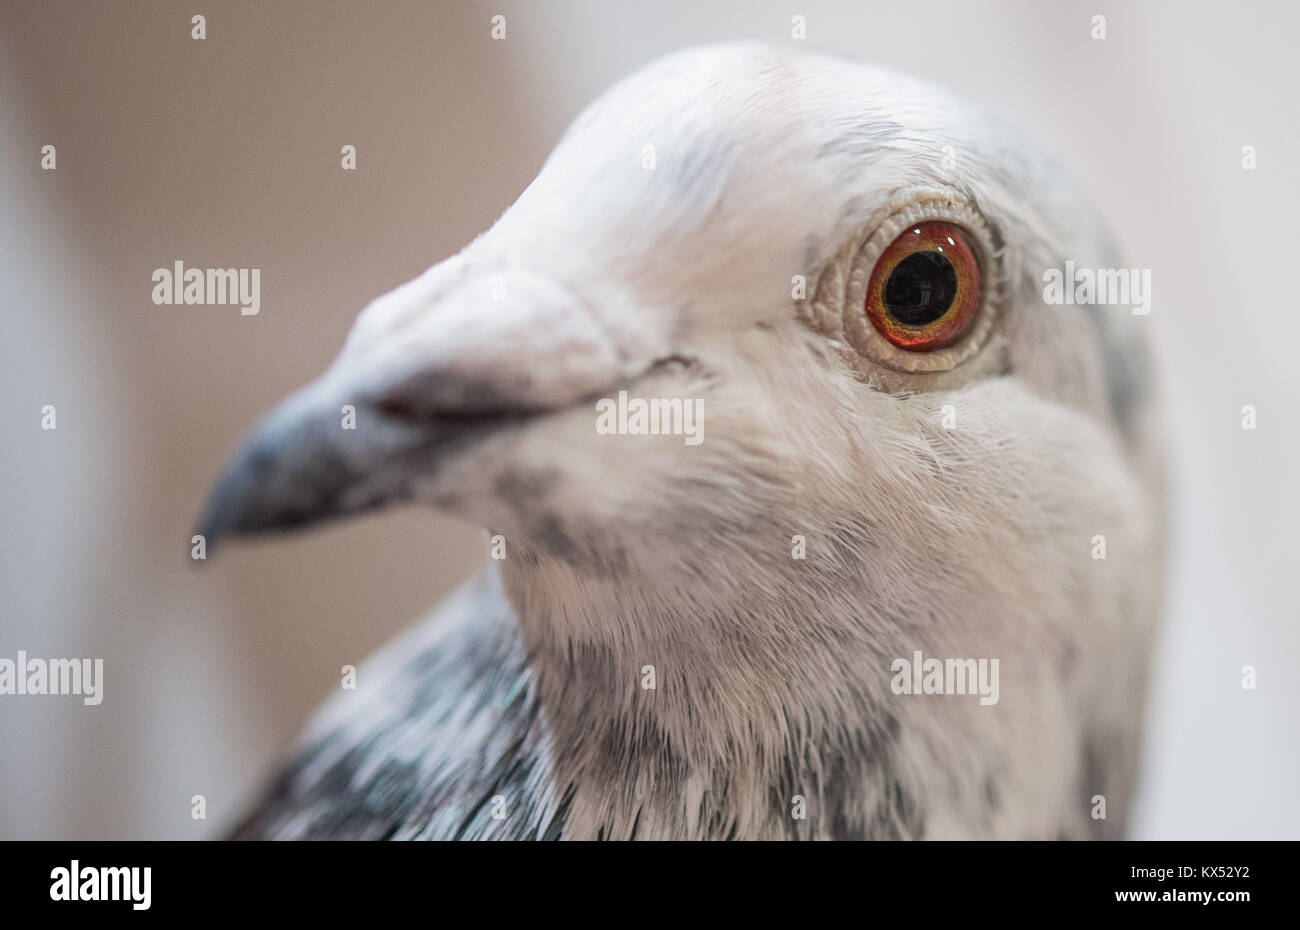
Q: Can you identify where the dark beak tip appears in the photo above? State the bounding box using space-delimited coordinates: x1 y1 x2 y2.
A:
191 386 428 556
191 461 256 558
190 505 227 562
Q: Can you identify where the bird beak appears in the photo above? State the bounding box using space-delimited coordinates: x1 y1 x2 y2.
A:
194 373 504 550
194 266 640 552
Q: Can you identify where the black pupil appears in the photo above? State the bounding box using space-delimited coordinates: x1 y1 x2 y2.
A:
883 249 957 327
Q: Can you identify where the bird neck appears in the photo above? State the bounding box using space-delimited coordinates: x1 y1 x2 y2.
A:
496 549 900 838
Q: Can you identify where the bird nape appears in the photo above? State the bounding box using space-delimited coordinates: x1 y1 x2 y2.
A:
199 42 1165 840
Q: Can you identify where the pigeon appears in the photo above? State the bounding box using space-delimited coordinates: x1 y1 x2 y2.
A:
199 42 1165 840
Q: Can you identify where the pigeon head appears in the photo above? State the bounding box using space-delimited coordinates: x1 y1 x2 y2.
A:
199 42 1159 593
203 43 1166 840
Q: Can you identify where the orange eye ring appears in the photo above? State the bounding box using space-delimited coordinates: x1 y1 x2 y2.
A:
864 221 981 352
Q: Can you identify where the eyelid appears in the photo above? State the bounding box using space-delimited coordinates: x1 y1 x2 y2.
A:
838 193 1002 374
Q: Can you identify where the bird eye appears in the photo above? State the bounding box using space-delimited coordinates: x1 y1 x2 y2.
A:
864 222 981 352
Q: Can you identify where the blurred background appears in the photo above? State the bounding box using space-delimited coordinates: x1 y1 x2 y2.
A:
0 0 1295 839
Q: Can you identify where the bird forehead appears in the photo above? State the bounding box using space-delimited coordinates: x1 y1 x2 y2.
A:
575 43 946 150
520 45 1042 270
550 47 929 202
